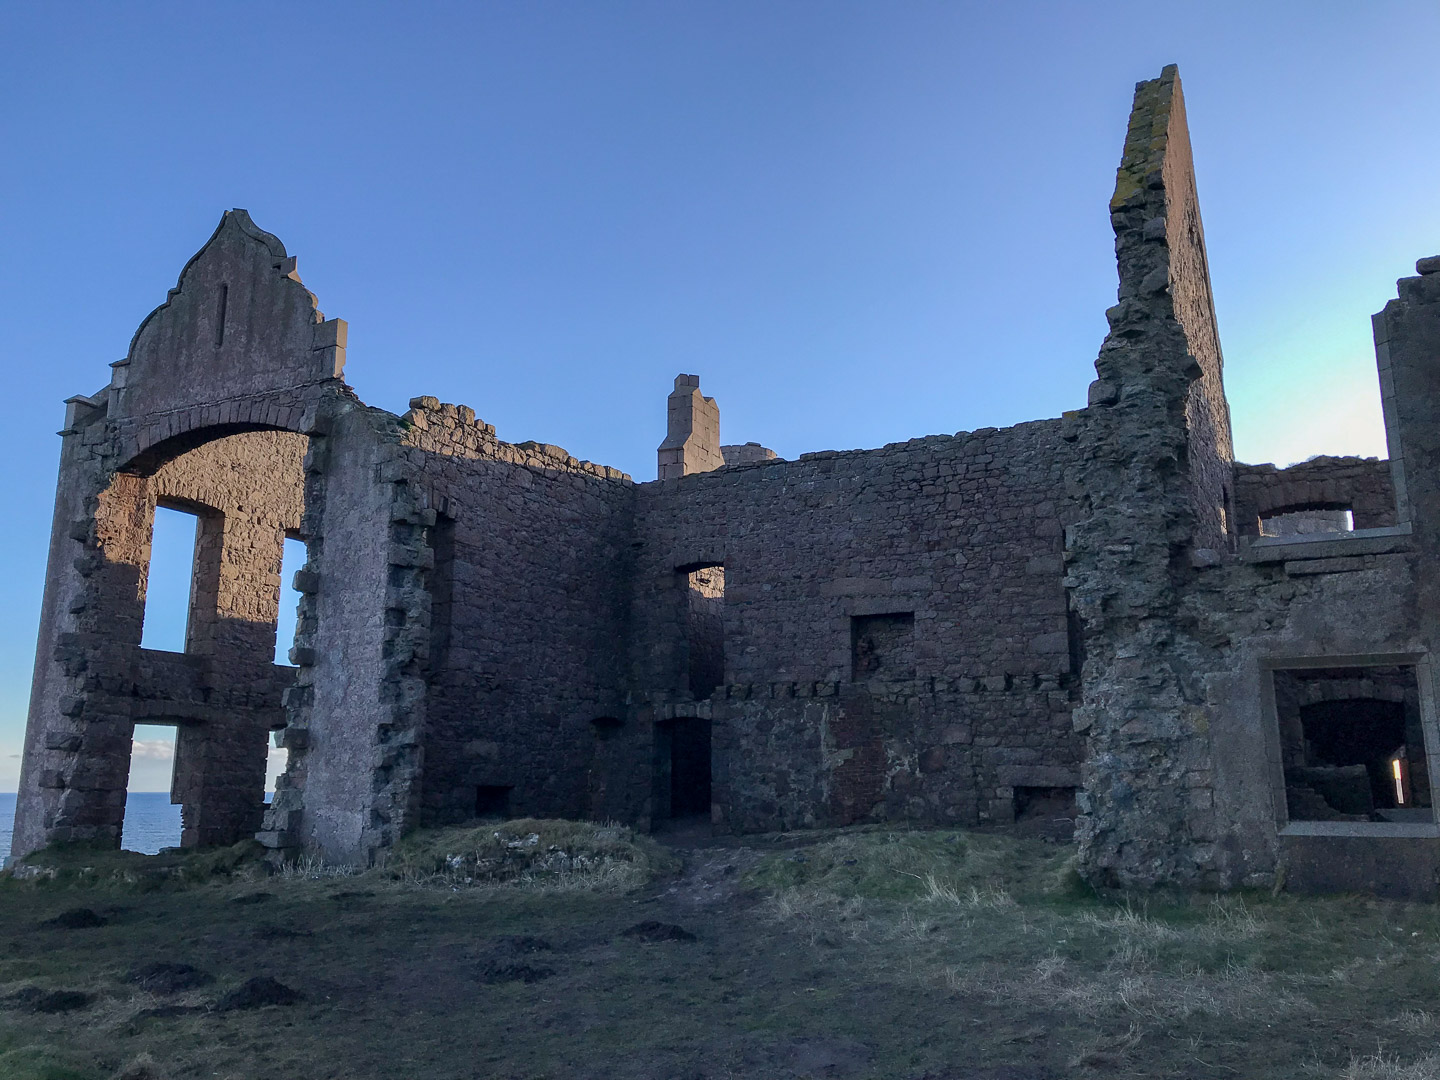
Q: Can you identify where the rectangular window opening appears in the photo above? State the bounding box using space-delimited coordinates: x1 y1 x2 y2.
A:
140 506 200 653
851 612 916 682
274 535 308 666
1259 507 1355 538
680 564 724 700
122 723 183 853
1272 665 1433 825
475 785 512 820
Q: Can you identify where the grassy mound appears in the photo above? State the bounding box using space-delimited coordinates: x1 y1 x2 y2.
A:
5 840 265 891
380 818 680 892
744 825 1087 905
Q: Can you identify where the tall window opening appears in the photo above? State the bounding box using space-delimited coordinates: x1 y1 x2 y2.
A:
1273 665 1432 824
264 737 289 804
121 723 183 853
428 514 456 674
274 534 307 665
140 506 199 652
679 563 724 700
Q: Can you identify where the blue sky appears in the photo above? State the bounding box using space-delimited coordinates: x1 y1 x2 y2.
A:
0 2 1436 791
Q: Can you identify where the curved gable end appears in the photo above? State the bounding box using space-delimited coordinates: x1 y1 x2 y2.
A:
110 209 346 425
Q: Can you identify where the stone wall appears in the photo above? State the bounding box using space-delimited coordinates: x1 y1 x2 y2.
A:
628 420 1081 832
1064 65 1241 888
395 397 636 830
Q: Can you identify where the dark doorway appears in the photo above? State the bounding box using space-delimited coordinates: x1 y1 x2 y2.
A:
656 717 711 819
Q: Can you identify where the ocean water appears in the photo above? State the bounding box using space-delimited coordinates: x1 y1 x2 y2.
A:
119 793 184 853
0 792 184 857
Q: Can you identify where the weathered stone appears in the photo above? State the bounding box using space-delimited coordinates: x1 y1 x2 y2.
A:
11 69 1437 902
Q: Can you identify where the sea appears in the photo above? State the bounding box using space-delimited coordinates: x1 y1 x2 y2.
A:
0 792 184 858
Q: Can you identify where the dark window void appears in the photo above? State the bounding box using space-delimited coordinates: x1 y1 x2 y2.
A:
428 515 456 674
682 565 724 700
592 716 623 741
1274 665 1432 823
475 785 512 820
141 506 200 652
1013 786 1078 841
655 717 711 819
122 723 182 853
851 612 916 681
274 535 307 665
1260 505 1354 537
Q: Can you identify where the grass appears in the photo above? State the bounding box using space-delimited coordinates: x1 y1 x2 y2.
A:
1 823 1439 1078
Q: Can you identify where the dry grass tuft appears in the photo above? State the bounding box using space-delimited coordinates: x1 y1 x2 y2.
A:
1341 1050 1440 1080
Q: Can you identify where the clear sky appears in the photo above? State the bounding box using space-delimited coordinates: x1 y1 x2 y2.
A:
0 2 1436 791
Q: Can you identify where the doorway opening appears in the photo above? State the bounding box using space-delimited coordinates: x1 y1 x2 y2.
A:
655 717 711 824
121 723 183 853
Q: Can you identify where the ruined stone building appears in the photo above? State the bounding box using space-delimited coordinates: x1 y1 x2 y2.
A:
13 66 1440 897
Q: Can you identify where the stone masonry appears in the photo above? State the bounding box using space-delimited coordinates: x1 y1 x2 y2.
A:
13 67 1440 898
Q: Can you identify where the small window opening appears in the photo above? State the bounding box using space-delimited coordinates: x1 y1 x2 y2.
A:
264 736 289 804
1013 785 1078 840
592 716 623 741
122 723 183 853
141 506 199 652
274 535 307 665
1274 665 1432 823
851 612 916 681
680 564 724 700
1259 506 1354 538
475 785 512 820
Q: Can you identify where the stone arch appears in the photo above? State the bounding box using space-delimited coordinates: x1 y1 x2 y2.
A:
49 427 308 849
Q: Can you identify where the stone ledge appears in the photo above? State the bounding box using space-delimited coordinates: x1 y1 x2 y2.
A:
1243 524 1412 563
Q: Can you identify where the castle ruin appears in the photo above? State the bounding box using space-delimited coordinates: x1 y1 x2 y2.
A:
13 66 1440 897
